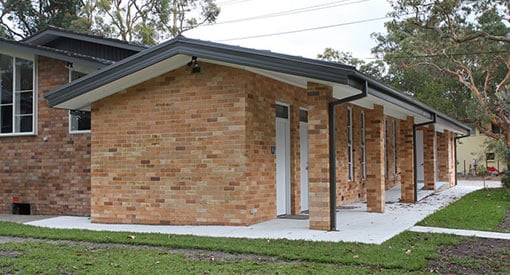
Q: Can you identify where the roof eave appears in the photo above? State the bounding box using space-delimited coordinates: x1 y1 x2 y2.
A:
45 37 357 107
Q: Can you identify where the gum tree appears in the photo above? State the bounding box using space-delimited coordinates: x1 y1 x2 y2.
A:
373 0 510 169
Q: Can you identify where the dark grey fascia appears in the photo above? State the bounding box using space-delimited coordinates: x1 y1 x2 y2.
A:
24 26 147 52
45 36 358 107
0 39 112 68
353 71 471 136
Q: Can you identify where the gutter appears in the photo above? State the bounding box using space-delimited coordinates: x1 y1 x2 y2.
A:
328 77 368 231
413 114 437 202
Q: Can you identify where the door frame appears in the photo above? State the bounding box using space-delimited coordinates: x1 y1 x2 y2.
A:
299 108 309 213
275 102 291 216
416 130 425 184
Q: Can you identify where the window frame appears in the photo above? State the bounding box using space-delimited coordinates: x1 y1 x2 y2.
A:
361 111 366 180
0 54 37 137
347 107 353 182
68 70 90 134
392 120 398 178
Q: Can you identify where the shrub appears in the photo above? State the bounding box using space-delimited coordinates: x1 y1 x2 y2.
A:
477 165 489 177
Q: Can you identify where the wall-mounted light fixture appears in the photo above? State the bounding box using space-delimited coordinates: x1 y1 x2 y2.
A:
65 62 74 70
187 56 200 73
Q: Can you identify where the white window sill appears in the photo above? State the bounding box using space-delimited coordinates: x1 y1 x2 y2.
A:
0 132 36 138
69 130 91 135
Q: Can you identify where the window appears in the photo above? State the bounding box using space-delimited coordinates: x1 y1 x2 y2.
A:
276 104 289 119
347 108 353 181
299 109 308 122
361 111 366 180
69 70 90 133
0 54 34 135
486 153 495 161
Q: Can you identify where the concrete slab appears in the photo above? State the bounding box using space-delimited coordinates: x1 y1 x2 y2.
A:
0 214 56 224
410 226 510 240
23 180 502 244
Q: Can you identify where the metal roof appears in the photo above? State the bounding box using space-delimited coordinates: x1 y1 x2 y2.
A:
43 35 471 135
0 37 113 67
24 26 148 52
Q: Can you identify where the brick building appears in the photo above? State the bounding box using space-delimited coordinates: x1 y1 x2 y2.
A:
1 27 470 230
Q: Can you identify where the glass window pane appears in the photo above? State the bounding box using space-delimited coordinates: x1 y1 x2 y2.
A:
16 91 33 115
0 105 12 133
299 109 308 122
0 54 13 104
71 110 91 131
15 58 33 91
15 115 32 133
275 104 288 119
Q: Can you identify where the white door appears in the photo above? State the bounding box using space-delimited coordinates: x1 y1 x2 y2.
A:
300 119 309 212
416 130 425 183
276 104 291 216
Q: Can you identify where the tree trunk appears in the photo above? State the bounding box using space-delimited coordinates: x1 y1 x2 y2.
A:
506 133 510 172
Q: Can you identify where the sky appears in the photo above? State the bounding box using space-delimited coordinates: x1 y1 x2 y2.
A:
185 0 393 61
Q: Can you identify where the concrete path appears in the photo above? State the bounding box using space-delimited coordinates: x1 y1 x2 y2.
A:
21 180 502 244
409 226 510 240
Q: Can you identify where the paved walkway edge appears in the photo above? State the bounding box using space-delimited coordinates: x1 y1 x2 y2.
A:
409 226 510 240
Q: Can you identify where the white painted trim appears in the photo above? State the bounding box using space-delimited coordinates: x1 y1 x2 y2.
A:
347 107 353 181
0 55 36 136
361 111 366 180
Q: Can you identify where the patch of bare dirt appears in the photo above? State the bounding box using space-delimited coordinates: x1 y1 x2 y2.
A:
499 212 510 232
0 236 279 263
428 212 510 275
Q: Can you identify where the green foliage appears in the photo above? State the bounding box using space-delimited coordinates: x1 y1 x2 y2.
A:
87 0 221 44
502 170 510 189
373 0 510 149
0 0 220 43
317 48 388 82
477 165 489 177
0 0 85 39
418 188 510 232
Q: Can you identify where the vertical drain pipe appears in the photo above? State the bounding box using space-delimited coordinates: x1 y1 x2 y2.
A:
412 114 436 202
328 79 368 231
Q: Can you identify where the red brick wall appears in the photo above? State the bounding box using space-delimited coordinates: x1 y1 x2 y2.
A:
334 105 367 205
307 83 333 230
90 63 311 225
437 130 455 186
244 74 310 218
421 125 437 190
399 116 415 202
365 105 385 212
384 116 400 189
0 57 91 215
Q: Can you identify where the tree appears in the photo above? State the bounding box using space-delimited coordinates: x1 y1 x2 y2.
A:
86 0 220 45
0 0 85 39
373 0 510 169
318 48 472 119
0 0 220 44
318 48 388 82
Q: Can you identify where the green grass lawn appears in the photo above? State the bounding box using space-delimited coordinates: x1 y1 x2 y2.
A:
417 188 510 232
0 188 508 274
